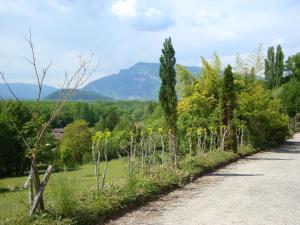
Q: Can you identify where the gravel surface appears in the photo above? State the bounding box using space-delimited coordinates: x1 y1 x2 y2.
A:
107 133 300 225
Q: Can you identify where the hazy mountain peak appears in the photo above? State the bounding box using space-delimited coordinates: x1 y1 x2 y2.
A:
83 62 199 100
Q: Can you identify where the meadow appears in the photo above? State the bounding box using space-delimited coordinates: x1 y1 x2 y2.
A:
0 159 128 222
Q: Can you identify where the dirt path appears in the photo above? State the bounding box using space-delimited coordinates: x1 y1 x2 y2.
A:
107 134 300 225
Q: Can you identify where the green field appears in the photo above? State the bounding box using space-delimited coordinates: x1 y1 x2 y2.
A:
0 159 128 221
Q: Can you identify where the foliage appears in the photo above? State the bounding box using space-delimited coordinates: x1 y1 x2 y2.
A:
60 120 92 167
237 82 289 146
0 101 49 177
285 52 300 81
221 65 237 152
264 45 284 88
279 78 300 117
159 37 177 132
177 54 221 131
176 64 195 99
159 37 178 164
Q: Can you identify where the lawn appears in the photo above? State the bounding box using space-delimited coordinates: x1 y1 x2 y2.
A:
0 147 259 225
0 158 128 222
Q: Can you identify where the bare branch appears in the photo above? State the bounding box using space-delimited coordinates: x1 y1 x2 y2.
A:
35 52 97 150
0 71 20 102
24 29 52 112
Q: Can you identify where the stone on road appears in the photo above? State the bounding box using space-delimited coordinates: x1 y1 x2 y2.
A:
107 133 300 225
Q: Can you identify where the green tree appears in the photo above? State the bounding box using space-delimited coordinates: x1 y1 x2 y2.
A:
159 37 178 166
275 45 284 87
265 46 275 88
265 45 284 88
176 64 195 99
238 83 288 146
0 101 33 177
280 78 300 116
60 119 92 167
221 65 237 152
285 52 300 81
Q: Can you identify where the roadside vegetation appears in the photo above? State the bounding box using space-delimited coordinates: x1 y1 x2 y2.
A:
1 37 300 224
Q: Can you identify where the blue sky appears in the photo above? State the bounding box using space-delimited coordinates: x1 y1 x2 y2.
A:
0 0 300 86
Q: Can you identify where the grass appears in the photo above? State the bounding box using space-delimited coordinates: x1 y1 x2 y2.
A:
0 159 128 224
0 146 259 225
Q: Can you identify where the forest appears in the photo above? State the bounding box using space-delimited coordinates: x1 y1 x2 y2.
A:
1 39 300 224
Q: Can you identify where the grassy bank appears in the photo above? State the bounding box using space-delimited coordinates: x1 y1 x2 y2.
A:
0 146 260 225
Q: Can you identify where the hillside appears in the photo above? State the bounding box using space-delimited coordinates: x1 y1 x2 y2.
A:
83 62 200 100
44 89 114 101
0 83 57 100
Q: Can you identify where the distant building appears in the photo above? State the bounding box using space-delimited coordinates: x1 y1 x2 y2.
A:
53 128 64 140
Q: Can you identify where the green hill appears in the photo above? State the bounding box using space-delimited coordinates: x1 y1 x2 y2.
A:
44 89 114 101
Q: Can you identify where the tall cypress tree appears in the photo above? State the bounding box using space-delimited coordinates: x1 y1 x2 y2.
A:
264 46 275 88
221 65 237 152
159 37 178 166
275 45 284 87
265 45 284 88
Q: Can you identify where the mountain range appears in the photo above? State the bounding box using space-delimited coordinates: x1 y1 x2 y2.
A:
0 83 57 100
0 62 200 101
83 62 200 100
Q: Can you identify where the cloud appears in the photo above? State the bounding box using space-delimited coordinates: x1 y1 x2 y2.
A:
111 0 137 18
1 0 300 86
110 0 174 31
190 9 226 26
133 8 174 31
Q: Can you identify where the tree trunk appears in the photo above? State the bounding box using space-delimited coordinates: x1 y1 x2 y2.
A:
189 135 192 158
140 138 144 166
29 165 53 216
202 131 207 151
221 128 228 151
127 152 131 175
209 133 213 152
160 135 165 165
224 122 237 152
95 150 101 191
152 140 156 166
31 155 44 210
101 151 108 190
197 134 202 157
241 129 244 146
169 129 177 168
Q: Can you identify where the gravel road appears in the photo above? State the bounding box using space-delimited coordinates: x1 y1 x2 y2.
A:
107 133 300 225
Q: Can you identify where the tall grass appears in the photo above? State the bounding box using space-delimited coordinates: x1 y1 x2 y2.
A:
50 174 79 217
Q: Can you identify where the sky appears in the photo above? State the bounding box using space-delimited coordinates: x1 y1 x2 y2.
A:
0 0 299 87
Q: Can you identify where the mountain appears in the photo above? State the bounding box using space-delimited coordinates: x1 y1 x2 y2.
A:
83 62 200 100
44 89 114 101
0 83 57 100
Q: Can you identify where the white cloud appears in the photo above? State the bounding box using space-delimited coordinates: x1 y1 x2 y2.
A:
111 0 137 18
110 1 174 31
190 9 226 26
133 7 174 31
144 8 162 18
1 0 300 85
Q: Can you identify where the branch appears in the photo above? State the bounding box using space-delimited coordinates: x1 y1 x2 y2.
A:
35 52 97 149
24 29 52 113
0 71 20 101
